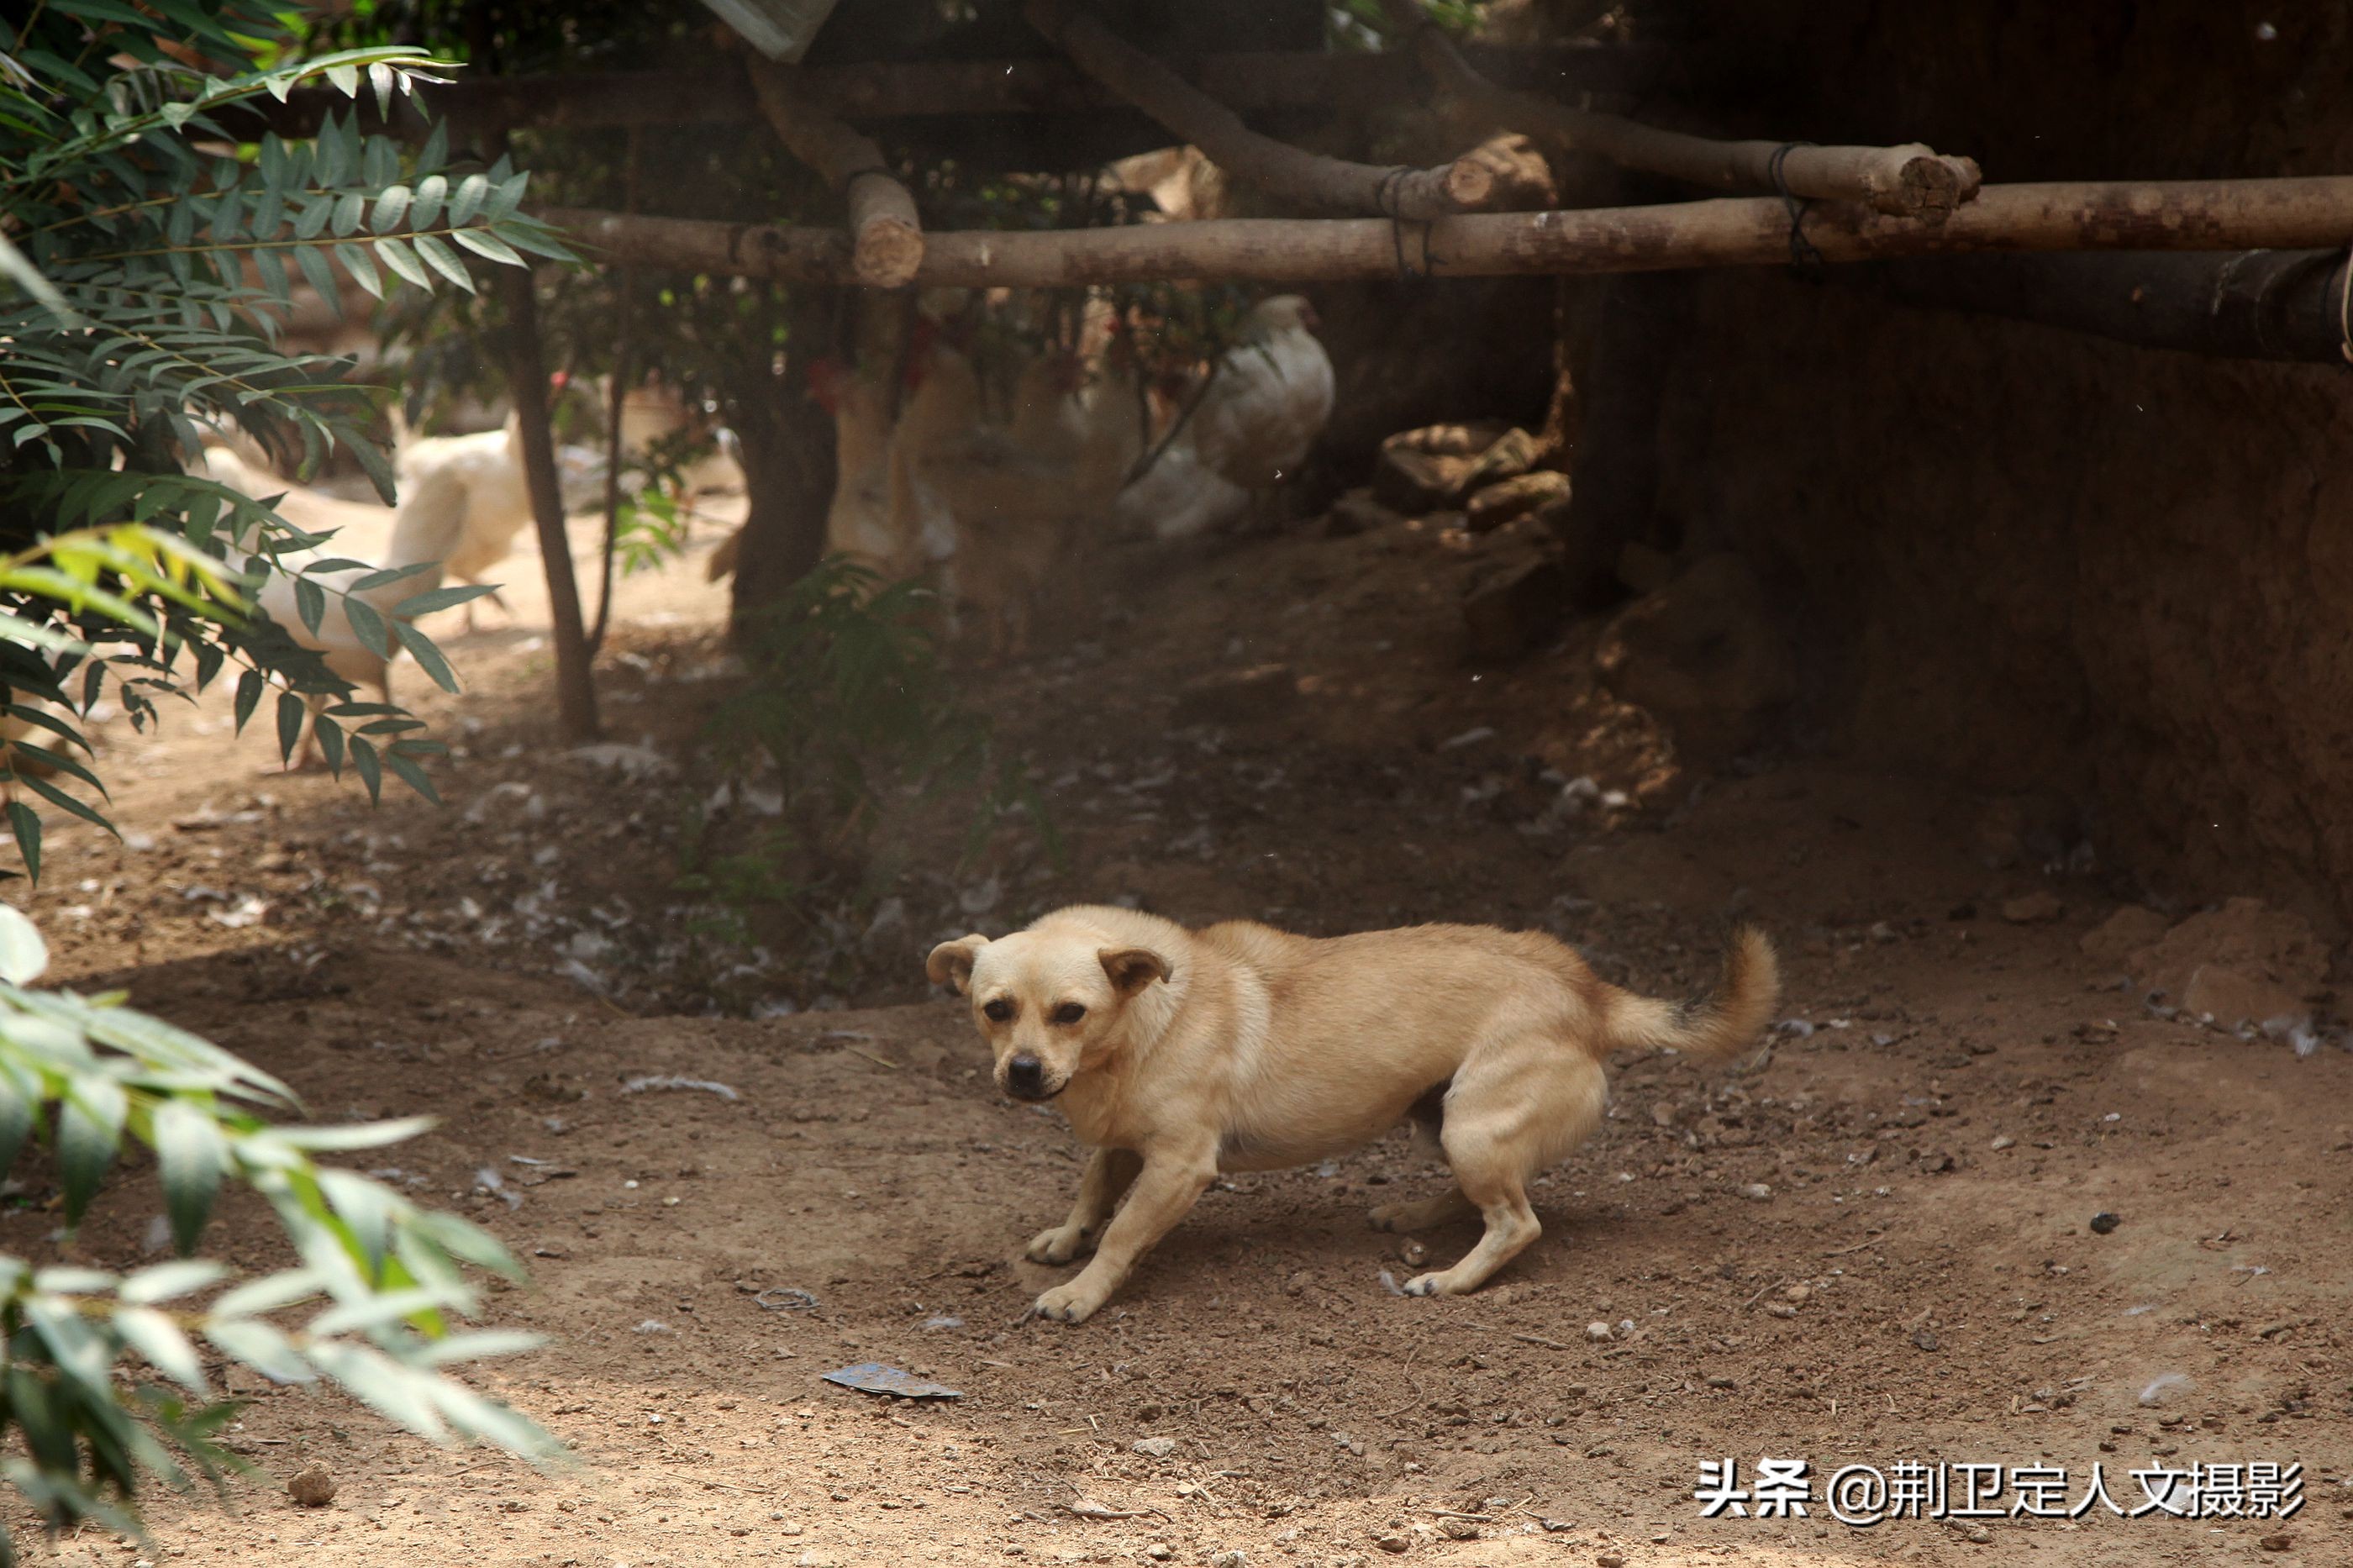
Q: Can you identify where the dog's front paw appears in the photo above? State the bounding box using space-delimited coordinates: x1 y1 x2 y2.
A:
1402 1271 1464 1297
1032 1281 1107 1323
1025 1224 1088 1265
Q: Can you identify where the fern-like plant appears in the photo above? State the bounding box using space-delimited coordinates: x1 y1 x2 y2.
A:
0 0 575 874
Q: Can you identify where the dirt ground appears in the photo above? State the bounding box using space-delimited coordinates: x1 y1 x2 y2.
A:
8 479 2350 1568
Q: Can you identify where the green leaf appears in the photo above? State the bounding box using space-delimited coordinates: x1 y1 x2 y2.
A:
0 1060 36 1176
233 669 264 734
58 1075 129 1225
120 1258 229 1305
448 226 526 267
335 239 382 300
448 227 525 267
275 690 305 761
408 174 448 229
293 241 343 317
330 190 366 237
343 595 391 657
151 1097 227 1255
382 747 441 807
390 583 494 617
413 1329 547 1367
350 735 382 802
372 235 429 291
305 1341 446 1440
410 233 476 293
411 1209 526 1281
271 1115 435 1151
5 801 39 886
308 1287 449 1338
292 574 326 634
449 172 490 226
0 901 46 983
315 1168 401 1276
203 1318 313 1385
392 619 460 693
114 1306 210 1396
370 184 412 235
209 1266 328 1321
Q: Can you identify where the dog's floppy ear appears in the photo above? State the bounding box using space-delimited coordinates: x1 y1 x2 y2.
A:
926 934 990 994
1098 945 1171 997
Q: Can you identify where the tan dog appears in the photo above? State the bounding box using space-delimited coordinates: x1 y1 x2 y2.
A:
926 906 1779 1323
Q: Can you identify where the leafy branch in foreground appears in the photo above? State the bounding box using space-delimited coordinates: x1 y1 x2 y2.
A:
0 0 576 876
0 903 556 1561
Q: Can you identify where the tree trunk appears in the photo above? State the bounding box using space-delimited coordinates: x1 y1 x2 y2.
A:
722 300 836 638
497 267 602 741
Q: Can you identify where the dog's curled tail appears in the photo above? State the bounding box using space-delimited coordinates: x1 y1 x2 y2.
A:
1601 925 1781 1060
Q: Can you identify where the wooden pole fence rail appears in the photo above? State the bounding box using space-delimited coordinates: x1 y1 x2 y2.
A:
540 178 2353 290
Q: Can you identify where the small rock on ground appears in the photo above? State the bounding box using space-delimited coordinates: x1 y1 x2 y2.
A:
287 1461 337 1507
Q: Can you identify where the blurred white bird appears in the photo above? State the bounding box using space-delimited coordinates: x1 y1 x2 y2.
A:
392 412 605 632
210 418 598 771
1119 294 1334 540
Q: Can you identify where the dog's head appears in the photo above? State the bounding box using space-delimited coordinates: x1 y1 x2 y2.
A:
925 929 1171 1102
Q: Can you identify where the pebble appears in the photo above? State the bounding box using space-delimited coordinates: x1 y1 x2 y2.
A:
1440 1518 1480 1539
1132 1436 1178 1459
1597 1553 1627 1568
1740 1182 1773 1201
1209 1553 1245 1568
2260 1535 2292 1553
1782 1284 1811 1304
2089 1212 2122 1234
1913 1329 1940 1353
287 1462 337 1507
1989 1135 2015 1150
1145 1549 1173 1563
1586 1322 1613 1341
1374 1535 1411 1554
1964 1523 1993 1544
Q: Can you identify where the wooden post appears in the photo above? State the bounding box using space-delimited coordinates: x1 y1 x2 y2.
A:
497 266 602 743
1024 0 1498 219
1381 0 1980 218
541 177 2353 290
746 61 924 288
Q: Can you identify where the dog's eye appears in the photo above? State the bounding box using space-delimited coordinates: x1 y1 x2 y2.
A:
1051 1002 1087 1026
982 998 1013 1023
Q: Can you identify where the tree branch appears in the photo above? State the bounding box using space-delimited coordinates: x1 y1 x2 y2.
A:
1381 0 1981 218
745 61 924 288
1024 0 1496 219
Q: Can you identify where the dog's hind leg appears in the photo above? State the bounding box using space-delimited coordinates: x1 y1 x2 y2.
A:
1029 1146 1142 1264
1403 1042 1605 1297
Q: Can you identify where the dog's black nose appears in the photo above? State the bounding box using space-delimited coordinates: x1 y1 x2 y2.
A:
1006 1055 1045 1097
